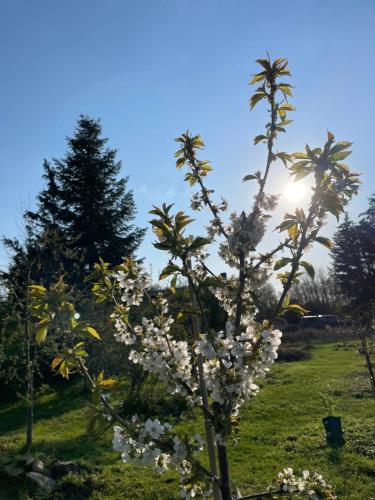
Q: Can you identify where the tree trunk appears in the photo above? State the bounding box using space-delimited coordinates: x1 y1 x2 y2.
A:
25 274 33 449
26 357 33 448
187 260 221 500
217 443 232 500
358 329 375 397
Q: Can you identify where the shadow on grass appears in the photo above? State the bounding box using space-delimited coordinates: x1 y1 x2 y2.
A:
27 430 117 464
0 381 88 436
327 445 343 465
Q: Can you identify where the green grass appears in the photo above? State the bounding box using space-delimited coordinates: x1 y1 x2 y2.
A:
1 343 375 499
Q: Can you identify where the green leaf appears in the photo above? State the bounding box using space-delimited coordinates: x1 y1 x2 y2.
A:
278 83 292 96
59 360 69 379
330 141 352 155
35 326 47 344
284 304 309 316
176 216 194 231
280 118 293 126
293 169 310 181
292 152 309 159
250 71 266 84
242 174 257 182
291 160 310 170
253 134 267 145
51 356 63 370
282 295 290 308
176 157 186 169
288 224 298 240
332 150 351 161
277 219 296 232
29 284 46 293
188 237 210 252
86 326 101 340
29 284 47 300
314 236 333 250
153 241 172 251
160 263 180 280
100 378 117 387
256 58 271 70
170 274 177 294
273 57 287 67
250 92 265 109
276 152 292 166
274 258 291 271
278 103 295 112
300 261 315 279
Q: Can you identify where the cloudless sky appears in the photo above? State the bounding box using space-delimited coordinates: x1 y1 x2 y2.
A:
1 0 374 282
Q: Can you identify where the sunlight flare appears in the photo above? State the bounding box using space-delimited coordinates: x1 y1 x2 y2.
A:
283 182 306 202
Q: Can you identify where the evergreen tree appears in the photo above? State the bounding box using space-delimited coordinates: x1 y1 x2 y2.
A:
332 195 375 319
357 194 375 306
1 116 146 387
27 115 145 284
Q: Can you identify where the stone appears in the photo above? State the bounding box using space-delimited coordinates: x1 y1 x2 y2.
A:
50 460 83 478
26 472 56 491
31 459 44 473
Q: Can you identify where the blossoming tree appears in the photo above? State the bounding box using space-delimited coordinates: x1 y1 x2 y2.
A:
31 57 359 499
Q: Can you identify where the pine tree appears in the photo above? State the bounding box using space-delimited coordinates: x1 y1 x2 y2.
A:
27 115 145 284
357 195 375 308
1 117 146 392
332 195 375 319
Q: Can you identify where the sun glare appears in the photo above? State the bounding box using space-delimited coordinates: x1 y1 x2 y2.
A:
283 182 306 202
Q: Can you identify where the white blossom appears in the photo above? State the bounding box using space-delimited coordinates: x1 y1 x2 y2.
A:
113 422 209 496
275 468 335 499
114 266 150 306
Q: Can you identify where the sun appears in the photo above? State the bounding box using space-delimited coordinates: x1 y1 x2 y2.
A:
283 182 306 202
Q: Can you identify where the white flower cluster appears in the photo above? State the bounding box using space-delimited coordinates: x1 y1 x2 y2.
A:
190 191 208 211
110 262 153 345
112 259 281 419
178 459 211 500
256 192 279 212
212 281 256 318
195 323 282 411
276 468 335 499
113 419 172 472
191 186 228 242
220 211 266 265
206 217 223 240
115 267 151 306
190 189 227 214
113 421 209 498
111 313 137 345
116 314 199 400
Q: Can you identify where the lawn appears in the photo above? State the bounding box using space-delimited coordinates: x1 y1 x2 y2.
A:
1 343 375 499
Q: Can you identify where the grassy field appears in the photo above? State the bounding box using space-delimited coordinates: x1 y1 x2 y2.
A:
1 342 375 499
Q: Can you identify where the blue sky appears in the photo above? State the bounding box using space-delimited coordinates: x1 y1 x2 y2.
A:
1 0 374 282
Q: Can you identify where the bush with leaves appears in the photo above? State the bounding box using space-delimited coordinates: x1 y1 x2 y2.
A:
33 56 359 499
